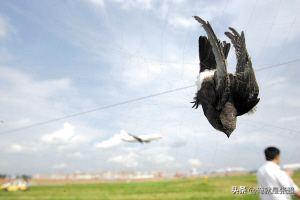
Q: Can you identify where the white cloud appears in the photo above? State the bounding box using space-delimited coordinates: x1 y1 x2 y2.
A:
169 138 186 148
53 163 67 169
188 158 202 168
0 67 71 94
152 154 174 164
87 0 154 10
265 77 287 87
10 118 32 127
86 0 104 7
285 98 300 108
0 67 76 123
8 143 23 153
278 116 299 122
94 130 127 149
122 58 162 87
68 151 84 159
7 143 37 153
0 16 8 39
41 122 75 144
168 16 196 29
108 152 138 167
113 0 154 10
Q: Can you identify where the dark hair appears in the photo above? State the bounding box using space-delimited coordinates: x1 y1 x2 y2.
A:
264 147 280 161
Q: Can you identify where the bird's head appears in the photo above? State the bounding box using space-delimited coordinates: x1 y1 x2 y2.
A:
220 102 237 138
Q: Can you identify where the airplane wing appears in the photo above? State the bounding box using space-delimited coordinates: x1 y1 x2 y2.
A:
139 135 162 143
121 131 162 143
121 138 138 143
128 133 144 143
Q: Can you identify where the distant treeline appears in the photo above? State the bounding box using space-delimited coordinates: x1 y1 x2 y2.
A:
0 174 31 180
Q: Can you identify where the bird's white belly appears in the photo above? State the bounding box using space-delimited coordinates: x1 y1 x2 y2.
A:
195 69 216 91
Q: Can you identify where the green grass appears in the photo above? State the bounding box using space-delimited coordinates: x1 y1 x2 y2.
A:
1 172 299 200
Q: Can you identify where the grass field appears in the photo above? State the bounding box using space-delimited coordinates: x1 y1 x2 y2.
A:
1 172 299 200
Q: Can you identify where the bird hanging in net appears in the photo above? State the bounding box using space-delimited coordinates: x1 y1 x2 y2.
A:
191 16 260 138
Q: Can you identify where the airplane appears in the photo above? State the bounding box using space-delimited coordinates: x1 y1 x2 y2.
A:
121 131 162 144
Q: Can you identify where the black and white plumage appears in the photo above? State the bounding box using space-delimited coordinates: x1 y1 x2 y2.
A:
192 16 260 137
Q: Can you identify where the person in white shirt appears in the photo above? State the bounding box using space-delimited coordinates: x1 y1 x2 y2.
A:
257 146 300 200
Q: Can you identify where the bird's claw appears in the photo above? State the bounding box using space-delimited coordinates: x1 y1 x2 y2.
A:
191 99 200 109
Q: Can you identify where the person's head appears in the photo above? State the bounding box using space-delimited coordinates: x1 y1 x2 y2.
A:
264 146 280 164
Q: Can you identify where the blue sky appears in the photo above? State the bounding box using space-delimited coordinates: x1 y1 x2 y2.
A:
0 0 300 174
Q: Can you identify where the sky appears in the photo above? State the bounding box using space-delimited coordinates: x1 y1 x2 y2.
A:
0 0 300 175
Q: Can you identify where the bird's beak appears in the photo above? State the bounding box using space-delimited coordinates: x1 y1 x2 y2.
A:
225 132 231 138
220 102 237 139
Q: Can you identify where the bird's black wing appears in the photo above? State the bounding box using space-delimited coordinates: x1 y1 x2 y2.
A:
191 36 218 109
198 36 231 72
225 28 260 116
225 28 251 73
194 16 230 110
198 36 216 72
